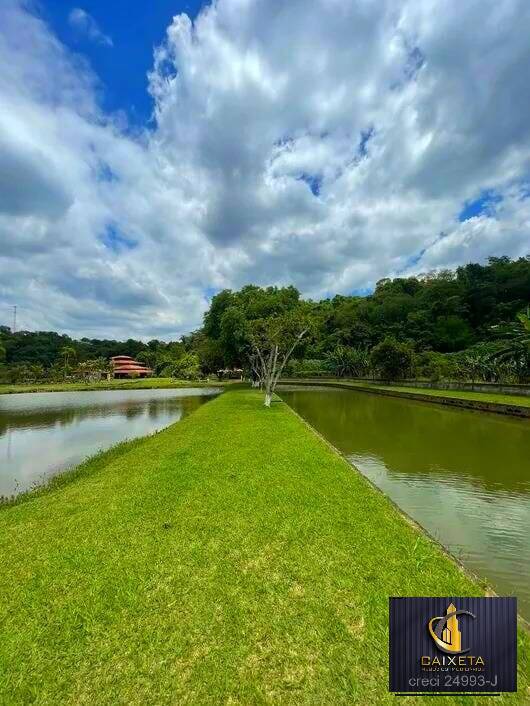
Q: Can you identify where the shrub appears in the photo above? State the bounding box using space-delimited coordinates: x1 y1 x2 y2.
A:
326 345 370 378
413 351 457 381
369 338 414 381
171 353 201 380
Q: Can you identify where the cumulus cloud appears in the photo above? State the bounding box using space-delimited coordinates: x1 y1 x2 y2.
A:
1 0 530 339
68 8 113 47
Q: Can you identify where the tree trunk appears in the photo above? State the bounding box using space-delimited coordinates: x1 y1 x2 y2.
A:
251 328 307 408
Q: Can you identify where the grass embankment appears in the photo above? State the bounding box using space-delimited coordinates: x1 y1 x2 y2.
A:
0 377 226 395
282 378 530 410
362 383 530 408
0 389 528 705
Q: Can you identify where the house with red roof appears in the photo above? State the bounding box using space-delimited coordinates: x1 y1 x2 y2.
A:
111 355 152 379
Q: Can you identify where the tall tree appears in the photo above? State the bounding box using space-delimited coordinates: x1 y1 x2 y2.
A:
249 307 312 407
58 345 77 372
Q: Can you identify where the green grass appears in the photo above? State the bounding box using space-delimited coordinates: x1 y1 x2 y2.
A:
0 389 528 705
0 377 227 395
354 382 530 407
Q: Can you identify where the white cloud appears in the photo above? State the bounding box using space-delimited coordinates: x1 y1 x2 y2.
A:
68 8 113 47
1 0 530 339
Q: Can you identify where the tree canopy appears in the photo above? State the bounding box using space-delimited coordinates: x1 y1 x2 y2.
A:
1 256 529 384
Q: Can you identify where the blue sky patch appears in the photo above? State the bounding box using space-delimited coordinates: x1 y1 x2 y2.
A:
458 190 502 222
519 181 530 199
41 1 208 125
404 248 426 269
96 162 119 183
351 286 374 296
404 47 425 81
395 248 427 275
297 173 322 197
358 126 375 159
101 225 137 252
273 136 294 149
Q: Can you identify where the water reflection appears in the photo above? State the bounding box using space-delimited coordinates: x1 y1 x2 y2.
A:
0 388 220 498
279 385 530 619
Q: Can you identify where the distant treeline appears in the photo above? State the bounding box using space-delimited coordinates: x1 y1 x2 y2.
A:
0 329 166 368
1 256 529 383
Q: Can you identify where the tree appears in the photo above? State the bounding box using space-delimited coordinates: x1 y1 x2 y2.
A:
489 309 530 382
432 315 473 352
136 350 157 370
413 351 458 382
369 338 414 381
59 345 76 364
496 309 530 348
196 335 224 375
203 290 235 339
170 353 201 380
249 307 312 407
219 306 249 367
58 345 77 375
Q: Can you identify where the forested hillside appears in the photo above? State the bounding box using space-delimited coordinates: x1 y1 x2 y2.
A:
1 256 529 384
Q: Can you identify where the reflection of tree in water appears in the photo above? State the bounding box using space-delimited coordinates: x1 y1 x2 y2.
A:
0 390 221 502
0 393 216 437
124 406 146 421
280 388 530 495
0 408 84 435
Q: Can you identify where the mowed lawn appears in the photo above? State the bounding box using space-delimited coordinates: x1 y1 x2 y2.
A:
363 383 530 408
0 389 528 705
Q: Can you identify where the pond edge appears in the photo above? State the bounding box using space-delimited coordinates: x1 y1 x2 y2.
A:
280 380 530 418
276 391 530 633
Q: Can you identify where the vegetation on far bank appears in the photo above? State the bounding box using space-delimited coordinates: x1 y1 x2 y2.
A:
363 382 530 408
1 388 528 705
1 257 530 390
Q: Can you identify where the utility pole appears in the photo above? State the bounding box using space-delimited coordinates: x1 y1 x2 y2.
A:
13 305 17 333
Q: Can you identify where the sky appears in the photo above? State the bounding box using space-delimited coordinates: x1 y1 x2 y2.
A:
1 0 530 340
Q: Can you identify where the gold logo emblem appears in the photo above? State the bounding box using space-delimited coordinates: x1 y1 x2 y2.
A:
428 603 475 654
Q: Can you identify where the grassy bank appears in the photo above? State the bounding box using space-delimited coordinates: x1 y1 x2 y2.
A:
0 377 227 395
363 382 530 408
282 378 530 410
0 389 528 704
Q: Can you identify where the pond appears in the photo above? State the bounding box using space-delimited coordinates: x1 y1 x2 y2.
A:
279 385 530 620
0 387 221 499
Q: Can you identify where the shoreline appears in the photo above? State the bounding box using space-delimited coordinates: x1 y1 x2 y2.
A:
280 378 530 418
0 377 229 395
279 393 530 634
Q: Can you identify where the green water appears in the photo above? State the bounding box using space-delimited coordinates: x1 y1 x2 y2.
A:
279 385 530 619
0 388 220 499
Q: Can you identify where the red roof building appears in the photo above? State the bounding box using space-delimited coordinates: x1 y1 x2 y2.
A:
111 355 152 379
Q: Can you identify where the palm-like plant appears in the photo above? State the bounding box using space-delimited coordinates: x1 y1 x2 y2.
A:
489 309 530 382
326 345 370 378
59 346 77 371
